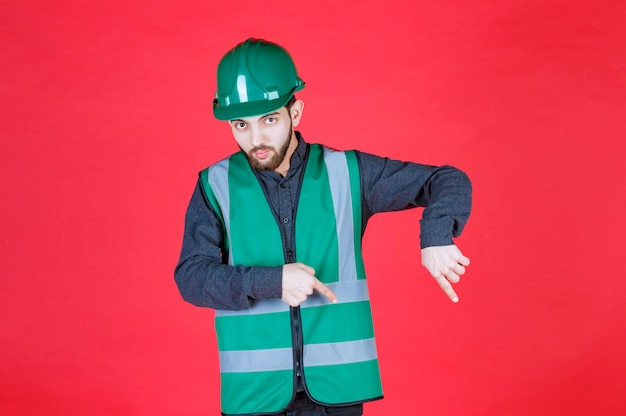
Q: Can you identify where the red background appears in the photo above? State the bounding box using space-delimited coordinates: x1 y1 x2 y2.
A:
2 1 625 415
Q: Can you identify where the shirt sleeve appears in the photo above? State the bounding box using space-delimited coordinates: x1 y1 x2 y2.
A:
356 151 472 248
174 179 283 310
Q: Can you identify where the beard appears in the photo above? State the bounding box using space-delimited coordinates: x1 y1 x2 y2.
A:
244 122 293 172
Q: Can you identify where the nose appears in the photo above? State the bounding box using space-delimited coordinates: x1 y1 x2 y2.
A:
249 125 264 147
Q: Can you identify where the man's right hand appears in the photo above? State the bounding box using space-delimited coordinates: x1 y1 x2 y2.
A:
281 263 338 307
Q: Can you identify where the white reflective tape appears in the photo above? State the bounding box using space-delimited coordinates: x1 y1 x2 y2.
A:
236 75 248 103
216 280 370 317
219 338 378 373
303 338 378 367
208 158 233 266
323 148 358 283
216 298 288 317
220 347 293 373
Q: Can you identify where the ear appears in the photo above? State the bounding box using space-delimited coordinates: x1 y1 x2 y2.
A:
290 99 304 127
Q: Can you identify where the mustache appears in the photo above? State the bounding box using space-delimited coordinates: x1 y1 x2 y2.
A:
249 145 275 154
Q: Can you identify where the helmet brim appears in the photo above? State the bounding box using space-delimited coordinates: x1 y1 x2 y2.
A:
213 93 294 121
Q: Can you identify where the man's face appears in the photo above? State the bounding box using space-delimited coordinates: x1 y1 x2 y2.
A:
229 103 300 173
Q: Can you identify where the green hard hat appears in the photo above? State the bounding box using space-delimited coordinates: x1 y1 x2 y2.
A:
213 38 305 120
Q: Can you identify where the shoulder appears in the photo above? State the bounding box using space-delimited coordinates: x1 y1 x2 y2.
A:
200 151 243 174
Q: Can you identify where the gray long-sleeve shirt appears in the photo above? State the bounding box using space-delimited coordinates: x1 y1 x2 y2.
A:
174 133 471 310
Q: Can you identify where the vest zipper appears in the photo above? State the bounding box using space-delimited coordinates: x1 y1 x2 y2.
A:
286 250 305 388
292 306 304 380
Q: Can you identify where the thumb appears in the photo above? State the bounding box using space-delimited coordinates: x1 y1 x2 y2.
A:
295 262 316 276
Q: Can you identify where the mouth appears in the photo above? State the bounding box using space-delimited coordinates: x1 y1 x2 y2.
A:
252 148 272 160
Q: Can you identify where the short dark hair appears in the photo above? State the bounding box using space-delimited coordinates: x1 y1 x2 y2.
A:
285 95 296 111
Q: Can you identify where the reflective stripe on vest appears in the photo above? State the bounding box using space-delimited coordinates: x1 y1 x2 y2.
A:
201 144 383 415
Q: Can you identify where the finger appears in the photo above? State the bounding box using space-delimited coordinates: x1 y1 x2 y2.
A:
444 270 460 284
456 254 470 267
294 291 309 306
282 294 300 307
313 279 338 304
434 275 459 303
451 262 466 276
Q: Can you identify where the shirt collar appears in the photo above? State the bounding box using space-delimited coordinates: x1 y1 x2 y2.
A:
288 131 307 174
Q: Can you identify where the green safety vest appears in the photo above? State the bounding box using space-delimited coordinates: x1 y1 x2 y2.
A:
201 144 383 415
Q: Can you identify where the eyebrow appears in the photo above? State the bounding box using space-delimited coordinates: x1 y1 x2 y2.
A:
230 112 280 123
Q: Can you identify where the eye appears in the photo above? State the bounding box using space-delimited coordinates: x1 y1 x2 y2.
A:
232 121 247 130
264 116 277 125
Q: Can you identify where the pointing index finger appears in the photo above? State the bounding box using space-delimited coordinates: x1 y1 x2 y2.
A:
313 279 338 304
435 275 460 303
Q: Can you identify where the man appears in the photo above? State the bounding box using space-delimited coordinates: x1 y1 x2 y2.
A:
175 38 472 416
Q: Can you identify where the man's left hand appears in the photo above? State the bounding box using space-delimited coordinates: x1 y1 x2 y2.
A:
421 244 470 303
